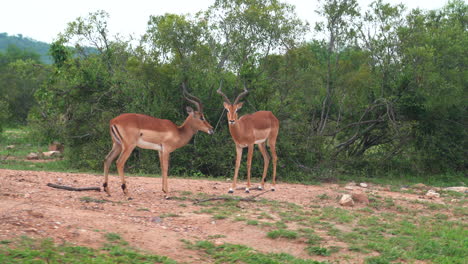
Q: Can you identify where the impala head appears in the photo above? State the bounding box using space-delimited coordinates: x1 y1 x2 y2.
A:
183 84 214 135
217 87 249 125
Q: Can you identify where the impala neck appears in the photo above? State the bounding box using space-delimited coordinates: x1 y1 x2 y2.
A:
228 119 245 141
176 116 198 146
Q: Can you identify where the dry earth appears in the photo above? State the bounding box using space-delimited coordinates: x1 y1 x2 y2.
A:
0 169 451 263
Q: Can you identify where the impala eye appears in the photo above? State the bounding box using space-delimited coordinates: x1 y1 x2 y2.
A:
200 116 205 121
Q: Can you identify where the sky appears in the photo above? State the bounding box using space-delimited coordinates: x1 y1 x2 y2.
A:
1 0 450 44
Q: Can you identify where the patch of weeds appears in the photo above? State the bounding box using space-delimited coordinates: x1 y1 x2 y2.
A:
136 207 150 211
306 246 331 256
178 203 187 207
0 236 178 264
246 220 259 225
320 206 353 223
267 229 298 240
160 213 180 218
257 212 274 220
316 193 331 200
105 232 124 243
79 196 108 203
213 214 228 220
207 234 226 239
233 215 247 221
434 213 449 220
426 202 446 210
453 206 467 216
184 240 328 264
275 221 288 229
0 240 12 245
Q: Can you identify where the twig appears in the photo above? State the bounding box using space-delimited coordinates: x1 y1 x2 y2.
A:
47 183 101 192
193 190 271 204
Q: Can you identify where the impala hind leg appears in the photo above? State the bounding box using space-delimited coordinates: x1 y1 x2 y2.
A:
116 144 136 199
257 142 270 190
270 143 278 191
103 143 122 196
159 150 171 199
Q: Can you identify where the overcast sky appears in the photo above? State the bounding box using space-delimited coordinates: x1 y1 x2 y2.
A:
2 0 450 43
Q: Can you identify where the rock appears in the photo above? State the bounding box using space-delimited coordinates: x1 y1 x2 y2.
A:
26 153 39 160
425 190 440 199
359 183 368 188
339 194 354 206
443 187 468 193
345 186 354 190
6 145 15 149
151 216 163 223
412 183 428 190
43 151 61 157
351 192 369 204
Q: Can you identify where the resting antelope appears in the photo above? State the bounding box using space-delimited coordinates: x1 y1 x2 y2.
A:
217 87 279 193
103 85 214 198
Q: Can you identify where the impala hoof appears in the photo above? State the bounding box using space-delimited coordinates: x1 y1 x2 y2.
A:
127 197 133 201
228 189 234 194
271 188 276 192
245 188 250 193
257 186 263 190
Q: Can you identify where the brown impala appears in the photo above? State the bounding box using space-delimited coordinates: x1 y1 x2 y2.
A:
217 87 279 193
103 85 214 199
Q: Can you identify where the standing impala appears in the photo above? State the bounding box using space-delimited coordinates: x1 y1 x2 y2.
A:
217 87 279 193
103 85 214 199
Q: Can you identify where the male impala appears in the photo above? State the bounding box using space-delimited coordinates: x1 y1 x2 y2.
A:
103 85 214 199
217 87 279 193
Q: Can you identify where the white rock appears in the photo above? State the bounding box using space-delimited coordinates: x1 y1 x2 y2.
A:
443 187 468 193
425 190 440 199
339 194 354 206
359 183 368 188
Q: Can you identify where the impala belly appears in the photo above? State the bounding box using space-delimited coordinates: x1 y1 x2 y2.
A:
137 138 163 151
253 128 270 144
136 129 173 151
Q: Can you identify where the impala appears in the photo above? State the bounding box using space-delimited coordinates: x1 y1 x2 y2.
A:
217 87 279 193
103 85 214 199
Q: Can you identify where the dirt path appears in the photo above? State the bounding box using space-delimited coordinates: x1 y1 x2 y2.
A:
0 169 444 263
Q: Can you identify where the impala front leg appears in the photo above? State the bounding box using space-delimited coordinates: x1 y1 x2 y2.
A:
229 145 243 193
245 144 254 193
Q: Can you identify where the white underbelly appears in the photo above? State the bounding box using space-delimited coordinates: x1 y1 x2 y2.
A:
137 138 162 151
254 138 267 144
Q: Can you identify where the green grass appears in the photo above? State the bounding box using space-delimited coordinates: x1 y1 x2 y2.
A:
267 229 299 239
0 236 178 264
184 240 329 264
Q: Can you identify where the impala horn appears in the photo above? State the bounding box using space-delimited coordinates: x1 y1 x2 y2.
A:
216 80 232 104
233 83 249 104
182 82 203 112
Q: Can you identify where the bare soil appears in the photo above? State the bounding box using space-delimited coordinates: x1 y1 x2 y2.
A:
0 169 447 263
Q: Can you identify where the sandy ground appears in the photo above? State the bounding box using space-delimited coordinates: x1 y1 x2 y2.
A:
0 168 451 263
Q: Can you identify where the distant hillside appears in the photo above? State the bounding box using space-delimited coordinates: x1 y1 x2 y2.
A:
0 33 53 64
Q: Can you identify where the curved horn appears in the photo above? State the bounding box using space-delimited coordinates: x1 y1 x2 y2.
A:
233 88 249 104
182 83 203 112
216 80 232 104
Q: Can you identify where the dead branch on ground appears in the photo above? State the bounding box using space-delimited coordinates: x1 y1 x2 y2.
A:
46 183 101 192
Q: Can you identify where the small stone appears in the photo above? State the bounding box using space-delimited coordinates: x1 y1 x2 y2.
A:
151 216 162 223
351 192 369 204
6 145 15 150
443 187 468 193
425 190 440 199
359 183 368 188
26 153 39 160
345 186 354 190
43 151 61 157
412 183 428 190
339 194 354 206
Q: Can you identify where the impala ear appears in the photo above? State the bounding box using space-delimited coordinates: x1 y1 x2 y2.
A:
186 106 194 114
223 102 230 110
236 102 243 110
